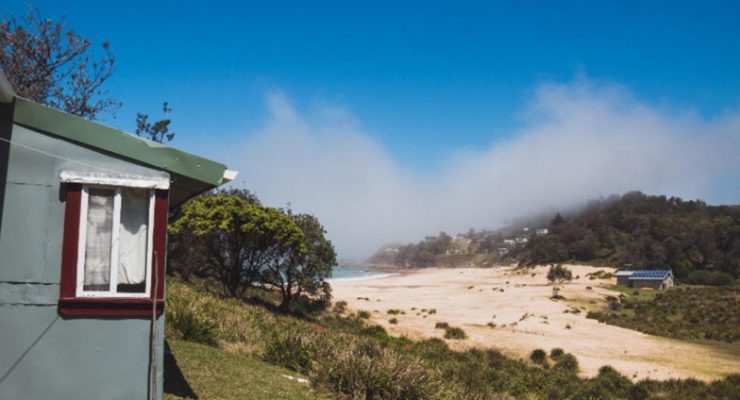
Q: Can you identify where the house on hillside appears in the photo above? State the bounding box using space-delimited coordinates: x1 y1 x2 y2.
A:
615 270 674 290
0 70 236 400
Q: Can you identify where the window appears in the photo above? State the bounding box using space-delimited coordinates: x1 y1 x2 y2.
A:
58 178 169 317
77 186 154 297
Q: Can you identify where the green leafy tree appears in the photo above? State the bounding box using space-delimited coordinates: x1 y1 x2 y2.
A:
0 6 119 119
261 213 337 310
169 189 303 298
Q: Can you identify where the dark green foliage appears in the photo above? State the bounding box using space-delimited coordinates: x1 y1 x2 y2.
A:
443 326 467 339
387 309 402 315
389 318 398 324
517 192 740 280
135 101 175 143
169 189 336 311
550 348 564 359
685 270 735 286
553 353 579 373
357 310 371 319
588 286 740 342
435 322 450 329
547 264 573 283
529 349 547 366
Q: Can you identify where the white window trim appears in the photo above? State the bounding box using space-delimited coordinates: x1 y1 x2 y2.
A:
75 185 156 298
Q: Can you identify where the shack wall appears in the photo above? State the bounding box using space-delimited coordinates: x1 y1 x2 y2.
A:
631 279 663 290
0 123 167 400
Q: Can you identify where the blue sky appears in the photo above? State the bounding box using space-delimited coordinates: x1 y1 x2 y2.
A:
3 1 740 257
3 1 739 171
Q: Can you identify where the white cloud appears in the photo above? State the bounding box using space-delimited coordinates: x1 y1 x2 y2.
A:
227 81 740 260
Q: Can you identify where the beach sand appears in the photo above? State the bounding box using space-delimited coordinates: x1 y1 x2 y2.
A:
330 265 740 380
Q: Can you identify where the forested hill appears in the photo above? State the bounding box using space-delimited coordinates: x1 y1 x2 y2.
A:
368 192 740 283
516 192 739 280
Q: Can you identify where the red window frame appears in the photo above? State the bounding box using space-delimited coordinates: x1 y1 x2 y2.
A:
58 183 168 317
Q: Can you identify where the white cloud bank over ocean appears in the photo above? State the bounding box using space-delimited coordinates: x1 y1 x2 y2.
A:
227 80 740 260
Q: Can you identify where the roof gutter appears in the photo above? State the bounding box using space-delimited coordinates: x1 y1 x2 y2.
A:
0 69 15 103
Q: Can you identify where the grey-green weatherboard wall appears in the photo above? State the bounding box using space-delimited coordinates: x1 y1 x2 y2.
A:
0 120 167 400
0 91 233 398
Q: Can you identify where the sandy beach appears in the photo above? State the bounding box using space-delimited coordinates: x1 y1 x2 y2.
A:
330 265 740 380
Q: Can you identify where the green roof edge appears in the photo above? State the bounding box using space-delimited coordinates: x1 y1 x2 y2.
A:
12 98 229 186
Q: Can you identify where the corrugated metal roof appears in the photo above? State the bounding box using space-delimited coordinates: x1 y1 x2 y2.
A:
628 270 672 280
9 98 233 208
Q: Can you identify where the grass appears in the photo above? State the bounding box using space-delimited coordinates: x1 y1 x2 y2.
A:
165 278 740 400
587 284 740 342
164 339 320 400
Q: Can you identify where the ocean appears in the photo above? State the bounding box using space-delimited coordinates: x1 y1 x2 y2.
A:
328 266 393 281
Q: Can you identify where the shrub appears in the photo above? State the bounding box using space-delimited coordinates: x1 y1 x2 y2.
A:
685 270 735 286
553 353 579 373
529 349 547 365
357 310 371 319
262 329 317 374
389 318 398 324
443 326 467 339
550 348 564 359
428 308 437 314
313 340 449 400
165 284 218 345
333 300 347 314
435 322 450 329
387 309 402 315
547 264 573 283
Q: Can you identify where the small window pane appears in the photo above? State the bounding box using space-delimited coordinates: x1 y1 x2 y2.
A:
83 189 114 291
117 189 149 293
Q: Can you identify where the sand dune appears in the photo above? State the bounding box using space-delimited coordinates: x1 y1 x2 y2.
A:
330 265 740 380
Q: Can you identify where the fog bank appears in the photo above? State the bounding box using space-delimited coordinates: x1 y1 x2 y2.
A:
227 80 740 259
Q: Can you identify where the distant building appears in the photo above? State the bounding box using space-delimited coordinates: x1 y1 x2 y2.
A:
522 227 530 232
503 239 516 246
615 270 674 290
514 237 528 244
536 228 549 235
497 248 509 256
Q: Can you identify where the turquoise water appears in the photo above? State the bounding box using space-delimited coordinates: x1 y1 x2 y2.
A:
330 267 385 280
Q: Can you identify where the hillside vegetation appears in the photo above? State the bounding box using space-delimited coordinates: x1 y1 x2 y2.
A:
588 284 740 342
370 192 740 284
164 279 740 399
516 192 740 280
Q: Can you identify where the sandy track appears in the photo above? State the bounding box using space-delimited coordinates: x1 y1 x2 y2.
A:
330 265 740 380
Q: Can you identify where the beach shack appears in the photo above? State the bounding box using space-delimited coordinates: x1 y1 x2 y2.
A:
615 270 674 290
0 70 235 399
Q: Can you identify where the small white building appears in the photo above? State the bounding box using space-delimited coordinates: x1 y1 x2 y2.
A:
536 228 549 235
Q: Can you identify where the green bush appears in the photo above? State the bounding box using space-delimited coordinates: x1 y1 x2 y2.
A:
550 348 564 359
262 329 316 374
529 349 547 366
357 310 371 319
547 264 573 283
553 353 579 373
387 309 402 315
435 322 450 329
443 327 467 340
389 318 398 324
685 270 735 286
165 283 218 345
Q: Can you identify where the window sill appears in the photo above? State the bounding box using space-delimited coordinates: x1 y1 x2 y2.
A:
58 297 164 318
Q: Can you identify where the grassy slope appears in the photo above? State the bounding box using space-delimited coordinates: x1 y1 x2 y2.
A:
587 284 740 342
164 339 319 400
165 279 740 400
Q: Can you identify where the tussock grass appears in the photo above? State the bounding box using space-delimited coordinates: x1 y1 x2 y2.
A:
166 278 740 400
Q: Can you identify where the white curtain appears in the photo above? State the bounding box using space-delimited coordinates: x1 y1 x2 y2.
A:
117 188 149 291
84 189 114 291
